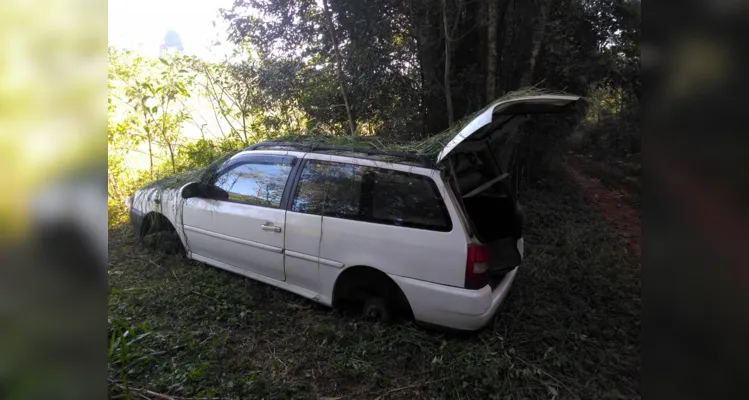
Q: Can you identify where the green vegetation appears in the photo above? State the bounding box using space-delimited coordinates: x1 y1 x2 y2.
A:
114 86 577 199
108 1 641 397
108 169 640 399
108 0 640 226
140 150 239 193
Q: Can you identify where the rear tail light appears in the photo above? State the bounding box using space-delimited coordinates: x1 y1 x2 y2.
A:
465 244 489 289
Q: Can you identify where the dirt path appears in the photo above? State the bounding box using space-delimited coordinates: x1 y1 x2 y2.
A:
564 162 641 258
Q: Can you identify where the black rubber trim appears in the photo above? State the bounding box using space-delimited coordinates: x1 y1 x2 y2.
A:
280 157 303 211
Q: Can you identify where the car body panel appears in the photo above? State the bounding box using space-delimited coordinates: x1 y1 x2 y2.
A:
130 186 184 242
308 153 469 291
392 266 519 330
191 252 319 300
283 211 323 293
178 150 305 282
183 199 287 281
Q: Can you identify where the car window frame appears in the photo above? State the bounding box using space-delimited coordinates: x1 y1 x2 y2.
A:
366 167 453 232
286 157 452 232
286 158 329 216
210 154 299 209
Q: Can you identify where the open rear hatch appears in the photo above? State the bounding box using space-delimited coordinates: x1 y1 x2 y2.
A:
437 95 582 277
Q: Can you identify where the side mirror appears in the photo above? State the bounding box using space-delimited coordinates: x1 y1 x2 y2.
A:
182 182 229 201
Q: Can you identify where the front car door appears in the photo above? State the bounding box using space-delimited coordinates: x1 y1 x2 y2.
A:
182 153 298 281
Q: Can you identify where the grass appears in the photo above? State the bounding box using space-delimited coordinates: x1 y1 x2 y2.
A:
108 168 640 400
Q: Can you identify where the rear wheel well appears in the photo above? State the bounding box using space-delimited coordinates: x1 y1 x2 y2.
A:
332 265 413 319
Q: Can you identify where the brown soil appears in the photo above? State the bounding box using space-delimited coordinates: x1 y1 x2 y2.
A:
564 162 641 258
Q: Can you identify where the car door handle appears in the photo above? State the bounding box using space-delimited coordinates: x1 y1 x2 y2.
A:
260 223 282 233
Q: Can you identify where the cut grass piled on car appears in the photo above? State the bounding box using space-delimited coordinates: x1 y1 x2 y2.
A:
108 167 640 400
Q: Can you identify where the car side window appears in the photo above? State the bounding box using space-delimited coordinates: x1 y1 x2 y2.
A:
369 169 452 232
322 162 364 219
292 159 450 231
290 160 328 214
291 160 364 218
214 157 293 208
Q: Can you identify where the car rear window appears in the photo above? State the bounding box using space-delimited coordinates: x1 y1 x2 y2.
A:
368 168 451 231
291 160 451 232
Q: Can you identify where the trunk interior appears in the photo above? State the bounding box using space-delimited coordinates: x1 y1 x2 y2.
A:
446 143 523 277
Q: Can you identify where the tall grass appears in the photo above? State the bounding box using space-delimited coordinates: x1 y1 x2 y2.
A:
108 316 156 399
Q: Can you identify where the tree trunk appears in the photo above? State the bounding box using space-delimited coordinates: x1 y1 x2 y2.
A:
161 97 176 173
521 0 549 86
142 108 154 179
412 0 448 135
486 0 498 102
147 134 154 178
168 144 176 173
322 0 357 136
450 0 482 118
401 0 451 135
241 112 248 145
203 65 238 139
108 172 122 202
441 0 454 126
418 66 427 138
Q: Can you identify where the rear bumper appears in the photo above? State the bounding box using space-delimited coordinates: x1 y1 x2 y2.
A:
391 266 519 331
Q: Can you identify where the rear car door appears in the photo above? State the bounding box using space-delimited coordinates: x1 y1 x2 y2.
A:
281 154 331 293
182 154 296 281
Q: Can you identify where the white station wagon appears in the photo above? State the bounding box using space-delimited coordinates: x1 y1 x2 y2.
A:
128 95 581 330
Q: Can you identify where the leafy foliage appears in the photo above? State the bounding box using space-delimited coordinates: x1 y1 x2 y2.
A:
106 0 640 223
221 0 639 136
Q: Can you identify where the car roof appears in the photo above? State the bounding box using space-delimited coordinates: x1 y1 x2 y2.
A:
245 141 437 168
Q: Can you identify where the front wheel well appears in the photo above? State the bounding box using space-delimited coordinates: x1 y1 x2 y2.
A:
140 212 176 238
139 212 184 255
332 265 413 319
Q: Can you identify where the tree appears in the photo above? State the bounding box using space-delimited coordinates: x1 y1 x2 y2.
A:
108 49 195 176
521 0 550 86
217 0 639 143
486 0 499 101
441 0 456 125
321 0 357 136
107 0 641 225
194 56 257 144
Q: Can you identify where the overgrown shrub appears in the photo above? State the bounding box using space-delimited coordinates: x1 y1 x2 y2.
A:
570 86 640 159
